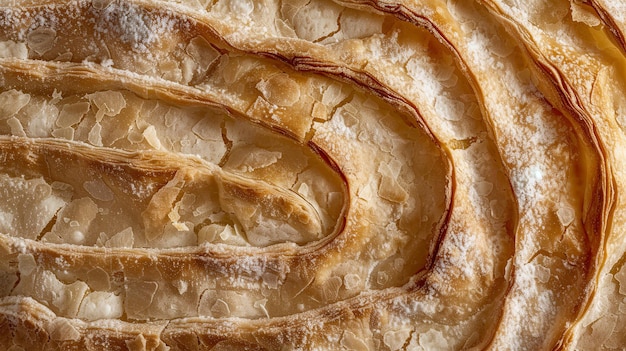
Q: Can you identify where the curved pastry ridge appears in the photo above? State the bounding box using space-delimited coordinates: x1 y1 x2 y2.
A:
472 0 626 349
151 0 596 348
585 0 626 53
0 1 455 345
0 136 326 248
0 0 623 350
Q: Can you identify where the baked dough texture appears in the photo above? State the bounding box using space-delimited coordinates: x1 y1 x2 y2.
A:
0 0 623 350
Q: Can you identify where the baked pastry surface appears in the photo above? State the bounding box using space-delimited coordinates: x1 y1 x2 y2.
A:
0 0 622 350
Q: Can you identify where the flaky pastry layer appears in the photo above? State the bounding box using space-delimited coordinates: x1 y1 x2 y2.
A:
0 0 622 350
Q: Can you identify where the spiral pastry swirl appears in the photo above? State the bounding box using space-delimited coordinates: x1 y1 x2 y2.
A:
0 0 623 350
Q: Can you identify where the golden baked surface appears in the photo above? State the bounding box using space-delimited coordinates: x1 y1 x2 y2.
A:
0 0 623 350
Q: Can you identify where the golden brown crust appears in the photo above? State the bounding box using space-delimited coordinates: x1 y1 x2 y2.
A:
0 0 622 350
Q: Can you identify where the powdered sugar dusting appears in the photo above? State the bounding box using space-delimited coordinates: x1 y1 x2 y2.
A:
93 1 176 53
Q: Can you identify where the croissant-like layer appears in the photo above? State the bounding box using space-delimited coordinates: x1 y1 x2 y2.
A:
0 0 621 350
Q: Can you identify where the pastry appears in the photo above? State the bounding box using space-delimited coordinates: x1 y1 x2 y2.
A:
0 0 620 350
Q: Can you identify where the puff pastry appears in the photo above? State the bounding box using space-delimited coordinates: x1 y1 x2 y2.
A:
0 0 622 350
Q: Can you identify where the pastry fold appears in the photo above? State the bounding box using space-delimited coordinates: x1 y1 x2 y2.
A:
0 0 620 350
